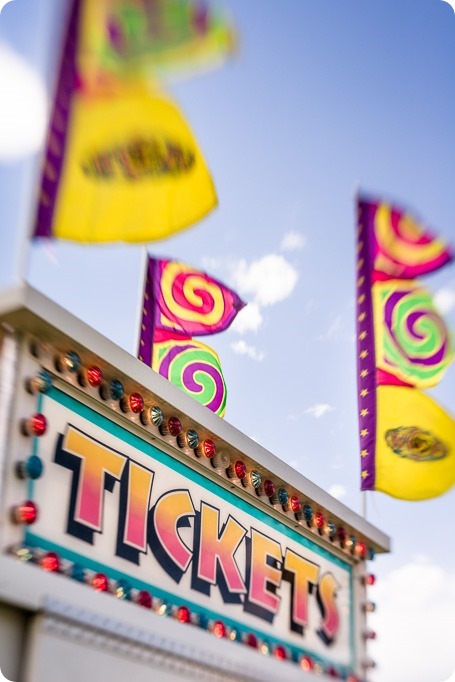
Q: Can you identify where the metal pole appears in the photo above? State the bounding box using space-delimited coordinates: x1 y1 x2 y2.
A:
133 247 149 357
14 0 71 285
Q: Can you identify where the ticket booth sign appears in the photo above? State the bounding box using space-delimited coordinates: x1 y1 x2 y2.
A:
23 385 355 673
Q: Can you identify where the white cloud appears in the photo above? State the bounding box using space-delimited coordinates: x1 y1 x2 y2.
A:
230 340 265 362
231 254 298 307
328 484 346 500
434 286 455 315
0 1 15 13
280 231 307 252
303 403 335 418
230 302 263 334
0 43 47 160
369 560 455 682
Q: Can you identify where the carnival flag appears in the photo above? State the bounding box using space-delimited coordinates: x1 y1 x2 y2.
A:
359 198 452 281
79 0 237 85
356 196 454 500
138 257 246 345
34 0 217 243
137 256 246 417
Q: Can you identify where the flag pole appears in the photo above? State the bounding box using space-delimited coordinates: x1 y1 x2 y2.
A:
13 0 72 287
133 246 150 357
355 181 367 520
13 162 40 287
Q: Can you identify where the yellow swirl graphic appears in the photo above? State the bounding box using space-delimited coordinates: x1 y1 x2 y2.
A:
161 262 225 327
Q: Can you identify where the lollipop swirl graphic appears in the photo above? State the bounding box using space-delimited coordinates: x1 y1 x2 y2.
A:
373 203 452 279
153 338 227 417
156 260 245 336
376 283 453 388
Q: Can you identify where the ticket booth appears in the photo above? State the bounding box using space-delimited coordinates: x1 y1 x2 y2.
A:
0 285 389 682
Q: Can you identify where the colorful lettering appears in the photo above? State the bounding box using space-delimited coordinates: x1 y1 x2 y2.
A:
55 425 126 544
116 460 154 564
283 548 319 633
152 490 195 579
122 461 154 551
196 502 247 595
244 528 282 622
317 572 340 644
53 421 346 647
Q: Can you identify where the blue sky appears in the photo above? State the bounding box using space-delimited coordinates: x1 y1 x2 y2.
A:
0 1 454 680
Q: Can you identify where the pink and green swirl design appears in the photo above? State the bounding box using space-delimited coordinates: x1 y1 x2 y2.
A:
375 282 453 388
153 337 227 417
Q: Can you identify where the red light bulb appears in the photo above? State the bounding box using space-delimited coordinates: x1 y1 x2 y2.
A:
159 416 182 437
245 633 258 648
355 541 367 558
41 551 60 572
87 366 103 387
92 573 109 592
234 460 247 479
315 511 325 529
24 414 47 437
176 606 191 623
364 573 376 586
169 417 182 436
263 480 275 498
129 392 144 414
338 527 347 544
13 500 38 525
290 495 301 513
300 655 313 671
197 439 216 458
274 645 287 660
137 590 152 608
213 620 226 638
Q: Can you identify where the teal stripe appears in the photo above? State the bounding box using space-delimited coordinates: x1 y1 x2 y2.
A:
349 571 355 659
24 529 351 675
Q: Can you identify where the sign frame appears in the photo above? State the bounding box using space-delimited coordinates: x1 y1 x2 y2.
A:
0 285 390 681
